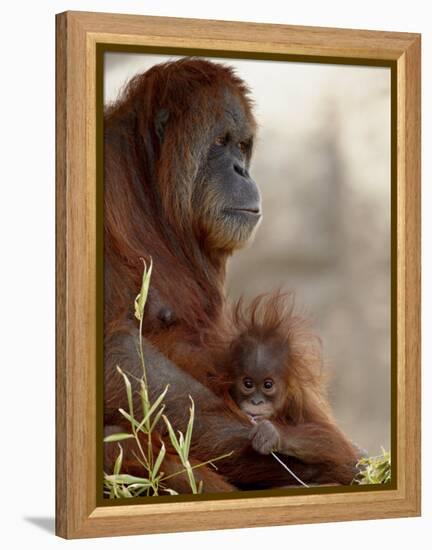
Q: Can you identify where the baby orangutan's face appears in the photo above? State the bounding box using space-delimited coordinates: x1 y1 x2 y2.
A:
231 342 287 420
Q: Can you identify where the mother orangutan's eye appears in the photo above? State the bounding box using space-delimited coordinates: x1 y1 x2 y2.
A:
238 141 247 153
243 378 254 389
215 134 229 146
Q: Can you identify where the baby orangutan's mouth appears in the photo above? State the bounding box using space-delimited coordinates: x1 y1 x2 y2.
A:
241 405 272 421
246 413 266 424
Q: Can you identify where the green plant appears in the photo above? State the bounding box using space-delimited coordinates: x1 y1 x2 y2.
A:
352 448 391 485
104 259 232 498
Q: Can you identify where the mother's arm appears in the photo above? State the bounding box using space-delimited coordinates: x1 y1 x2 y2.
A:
104 331 251 448
104 331 357 486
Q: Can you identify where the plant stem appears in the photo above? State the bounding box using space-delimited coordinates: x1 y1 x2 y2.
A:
138 311 157 493
162 452 234 482
270 452 309 488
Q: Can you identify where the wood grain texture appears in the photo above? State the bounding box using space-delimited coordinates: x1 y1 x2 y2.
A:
55 11 421 539
55 12 67 538
401 37 421 513
69 10 418 59
56 11 98 537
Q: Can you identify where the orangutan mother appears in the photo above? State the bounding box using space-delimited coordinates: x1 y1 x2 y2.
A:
103 58 358 492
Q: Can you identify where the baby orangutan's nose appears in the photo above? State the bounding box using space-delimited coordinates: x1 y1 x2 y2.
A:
251 397 264 406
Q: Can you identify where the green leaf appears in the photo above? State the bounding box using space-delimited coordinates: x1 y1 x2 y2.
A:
140 380 150 419
178 431 185 454
104 433 134 443
184 461 197 493
114 444 123 476
105 474 151 485
353 449 391 485
116 366 134 420
127 483 153 490
162 415 182 456
149 404 165 432
153 442 166 478
118 408 142 432
163 488 179 496
119 486 133 498
137 384 170 433
134 258 153 321
133 485 153 497
184 396 195 458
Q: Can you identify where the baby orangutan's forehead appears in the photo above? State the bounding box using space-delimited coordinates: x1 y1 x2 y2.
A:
237 341 287 379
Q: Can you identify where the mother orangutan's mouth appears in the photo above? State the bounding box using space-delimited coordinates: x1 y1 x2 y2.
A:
225 207 262 216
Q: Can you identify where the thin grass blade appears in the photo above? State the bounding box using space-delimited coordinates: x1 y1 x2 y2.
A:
184 396 195 457
104 433 134 443
116 366 134 419
162 415 182 456
113 444 123 476
149 404 165 432
153 442 166 478
134 258 153 321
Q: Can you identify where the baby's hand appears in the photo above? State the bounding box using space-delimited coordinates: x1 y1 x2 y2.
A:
249 419 280 455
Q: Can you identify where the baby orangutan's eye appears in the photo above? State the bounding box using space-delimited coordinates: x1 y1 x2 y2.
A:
263 379 274 390
243 377 254 389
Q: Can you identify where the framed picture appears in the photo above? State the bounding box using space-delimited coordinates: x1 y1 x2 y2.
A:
55 11 421 539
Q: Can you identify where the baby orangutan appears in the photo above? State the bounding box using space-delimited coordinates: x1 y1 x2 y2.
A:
230 337 293 456
215 292 359 473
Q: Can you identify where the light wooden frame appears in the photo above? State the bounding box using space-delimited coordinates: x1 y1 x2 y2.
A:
56 11 421 539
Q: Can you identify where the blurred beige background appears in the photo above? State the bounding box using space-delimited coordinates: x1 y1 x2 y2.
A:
105 53 391 456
